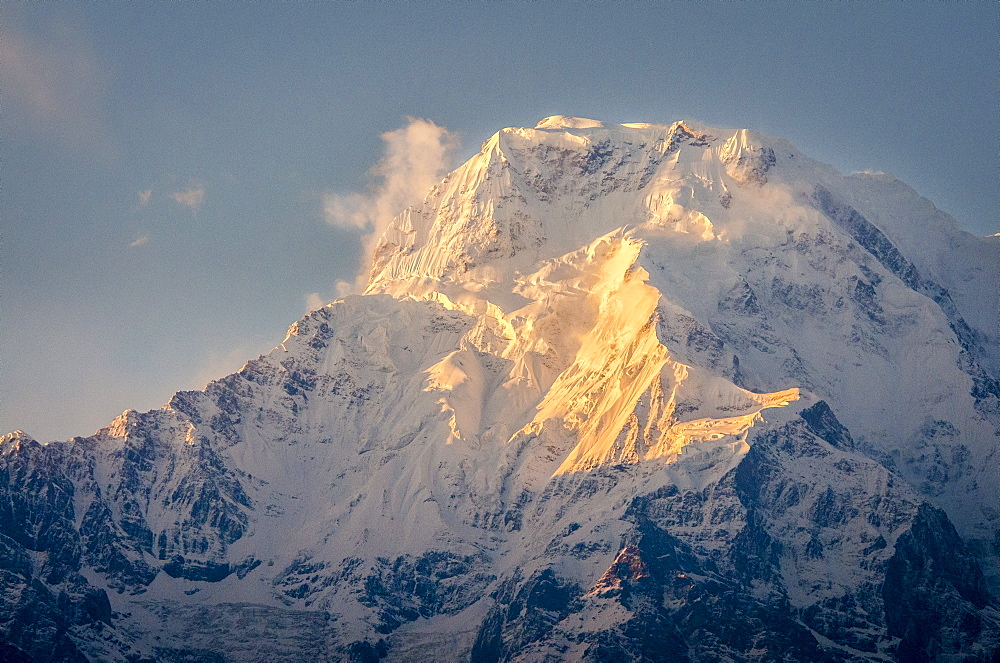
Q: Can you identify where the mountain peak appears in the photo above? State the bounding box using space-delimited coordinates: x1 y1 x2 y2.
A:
0 429 36 446
3 116 998 662
534 115 606 129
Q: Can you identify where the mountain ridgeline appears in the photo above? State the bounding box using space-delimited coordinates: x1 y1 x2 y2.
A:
3 117 998 662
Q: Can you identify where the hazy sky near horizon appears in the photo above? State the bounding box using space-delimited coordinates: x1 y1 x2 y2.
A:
3 1 997 441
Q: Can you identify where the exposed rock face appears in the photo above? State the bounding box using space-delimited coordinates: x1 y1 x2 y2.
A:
2 117 998 661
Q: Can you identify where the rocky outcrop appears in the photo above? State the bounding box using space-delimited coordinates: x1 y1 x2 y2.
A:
2 117 997 661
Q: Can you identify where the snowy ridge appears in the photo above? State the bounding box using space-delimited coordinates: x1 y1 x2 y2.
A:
1 117 997 662
368 115 998 545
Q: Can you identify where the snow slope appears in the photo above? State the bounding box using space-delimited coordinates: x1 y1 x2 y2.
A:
369 114 1000 555
1 116 997 662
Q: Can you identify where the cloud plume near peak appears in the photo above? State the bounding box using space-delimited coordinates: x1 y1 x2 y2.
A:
323 118 460 294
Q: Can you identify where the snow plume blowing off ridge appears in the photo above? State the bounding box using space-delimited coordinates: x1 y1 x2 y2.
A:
322 118 460 297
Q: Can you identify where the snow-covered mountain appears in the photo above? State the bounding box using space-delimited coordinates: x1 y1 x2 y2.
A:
3 116 998 662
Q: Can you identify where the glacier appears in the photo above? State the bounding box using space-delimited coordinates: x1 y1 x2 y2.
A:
2 116 998 662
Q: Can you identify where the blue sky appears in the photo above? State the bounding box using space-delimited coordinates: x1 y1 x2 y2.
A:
3 2 997 441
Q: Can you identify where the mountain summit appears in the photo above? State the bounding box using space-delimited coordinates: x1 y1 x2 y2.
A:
3 118 998 662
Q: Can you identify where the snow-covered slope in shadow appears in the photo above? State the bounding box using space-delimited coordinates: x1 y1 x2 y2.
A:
2 116 997 662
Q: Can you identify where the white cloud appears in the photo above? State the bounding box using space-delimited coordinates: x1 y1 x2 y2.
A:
324 118 459 291
304 279 361 312
186 346 251 391
322 192 367 230
305 292 325 312
172 187 205 211
138 189 152 207
130 235 149 247
335 280 356 298
1 23 108 149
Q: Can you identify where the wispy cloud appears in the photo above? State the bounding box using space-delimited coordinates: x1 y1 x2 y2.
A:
1 22 108 149
336 280 355 299
129 235 149 248
303 279 359 313
305 292 325 312
186 346 251 392
172 187 205 211
138 189 152 207
324 118 459 293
